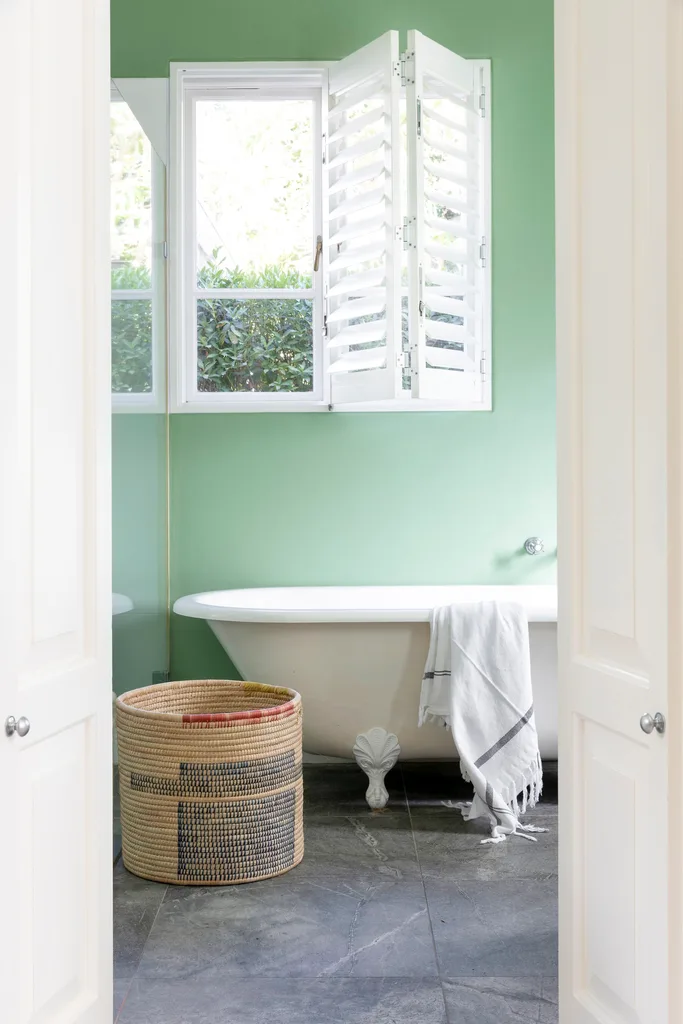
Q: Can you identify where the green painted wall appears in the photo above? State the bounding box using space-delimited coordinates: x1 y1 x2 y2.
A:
112 0 556 682
112 414 168 693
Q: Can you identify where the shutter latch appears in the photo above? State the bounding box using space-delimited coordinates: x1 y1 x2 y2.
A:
479 236 487 267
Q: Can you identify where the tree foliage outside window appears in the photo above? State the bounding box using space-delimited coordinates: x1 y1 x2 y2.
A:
197 253 314 393
111 101 154 395
112 262 153 394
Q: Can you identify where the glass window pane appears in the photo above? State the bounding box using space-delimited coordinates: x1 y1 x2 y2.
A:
195 98 314 288
112 299 153 393
197 297 313 393
110 100 152 289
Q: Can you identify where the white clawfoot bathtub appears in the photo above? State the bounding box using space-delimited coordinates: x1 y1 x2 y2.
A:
174 586 558 780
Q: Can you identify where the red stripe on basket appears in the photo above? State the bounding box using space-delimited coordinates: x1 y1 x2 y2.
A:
182 713 230 723
182 700 297 726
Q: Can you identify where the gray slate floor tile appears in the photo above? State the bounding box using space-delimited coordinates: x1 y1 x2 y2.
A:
113 762 559 1021
113 862 167 981
118 977 449 1024
303 764 407 815
163 812 421 905
401 761 472 808
412 807 557 881
138 877 436 980
114 979 131 1021
443 977 558 1024
425 879 558 977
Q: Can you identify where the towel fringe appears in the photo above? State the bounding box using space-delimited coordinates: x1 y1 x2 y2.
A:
498 750 544 817
418 709 451 729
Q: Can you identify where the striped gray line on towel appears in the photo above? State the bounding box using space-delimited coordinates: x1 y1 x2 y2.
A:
475 705 535 769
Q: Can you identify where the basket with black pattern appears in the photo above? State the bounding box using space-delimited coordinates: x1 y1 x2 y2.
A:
115 679 303 884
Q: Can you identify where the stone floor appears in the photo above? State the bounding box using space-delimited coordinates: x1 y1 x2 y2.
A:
113 762 558 1023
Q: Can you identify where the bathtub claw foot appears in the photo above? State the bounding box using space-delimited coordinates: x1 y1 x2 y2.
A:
353 728 401 809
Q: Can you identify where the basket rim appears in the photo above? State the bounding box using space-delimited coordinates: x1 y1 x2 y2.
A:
115 678 301 724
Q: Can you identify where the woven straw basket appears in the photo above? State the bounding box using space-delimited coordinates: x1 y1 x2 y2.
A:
115 679 303 885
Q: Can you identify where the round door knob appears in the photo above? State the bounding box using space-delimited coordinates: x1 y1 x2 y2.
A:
524 537 545 556
5 716 30 738
640 712 665 735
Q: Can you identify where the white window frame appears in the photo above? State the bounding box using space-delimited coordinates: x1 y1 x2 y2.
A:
170 53 491 414
170 62 330 413
111 86 168 414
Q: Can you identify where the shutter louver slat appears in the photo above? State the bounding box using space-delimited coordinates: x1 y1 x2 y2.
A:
329 269 385 297
424 159 476 189
327 130 389 170
424 215 479 242
423 267 474 291
330 187 386 220
325 30 402 405
327 161 385 196
423 104 477 135
328 241 386 272
424 240 468 263
423 133 469 161
327 320 387 349
327 294 386 323
329 213 387 246
424 291 472 316
328 348 387 374
327 76 384 120
425 320 469 343
328 106 388 143
425 189 475 216
422 78 474 109
424 347 472 371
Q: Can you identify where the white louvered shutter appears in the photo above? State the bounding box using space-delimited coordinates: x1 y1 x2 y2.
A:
406 31 491 408
325 32 403 406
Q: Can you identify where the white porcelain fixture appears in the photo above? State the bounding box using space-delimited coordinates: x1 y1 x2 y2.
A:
112 592 134 616
174 584 558 780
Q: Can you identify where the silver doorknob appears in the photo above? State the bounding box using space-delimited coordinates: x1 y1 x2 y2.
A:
5 716 30 738
640 712 665 735
524 537 545 556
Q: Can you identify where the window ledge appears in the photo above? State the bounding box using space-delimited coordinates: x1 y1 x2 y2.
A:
170 398 492 414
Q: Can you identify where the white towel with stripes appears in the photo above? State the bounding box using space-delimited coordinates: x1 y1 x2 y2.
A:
419 601 546 843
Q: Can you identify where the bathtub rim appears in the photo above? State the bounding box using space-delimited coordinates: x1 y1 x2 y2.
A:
173 584 558 625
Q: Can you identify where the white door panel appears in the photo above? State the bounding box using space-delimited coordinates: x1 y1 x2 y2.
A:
556 0 676 1022
0 0 112 1022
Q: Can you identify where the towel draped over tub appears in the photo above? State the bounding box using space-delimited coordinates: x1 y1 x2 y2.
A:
419 601 547 843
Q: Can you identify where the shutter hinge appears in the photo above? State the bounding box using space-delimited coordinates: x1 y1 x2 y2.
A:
479 85 486 118
323 288 329 339
479 236 487 267
402 216 416 250
162 240 168 259
479 354 487 381
416 96 422 138
399 50 414 86
322 132 327 165
400 351 412 370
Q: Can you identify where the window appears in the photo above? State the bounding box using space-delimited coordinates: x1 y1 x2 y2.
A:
171 31 491 412
111 85 166 411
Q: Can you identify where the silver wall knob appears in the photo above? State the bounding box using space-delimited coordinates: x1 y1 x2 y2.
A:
640 712 665 735
5 716 30 738
524 537 545 556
